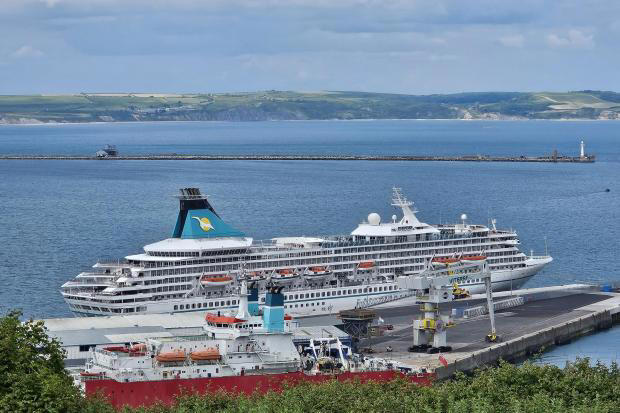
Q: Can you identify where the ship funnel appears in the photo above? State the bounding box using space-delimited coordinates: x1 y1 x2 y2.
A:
263 286 285 332
248 282 259 316
171 188 245 239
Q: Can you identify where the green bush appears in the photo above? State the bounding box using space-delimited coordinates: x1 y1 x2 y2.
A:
2 311 619 412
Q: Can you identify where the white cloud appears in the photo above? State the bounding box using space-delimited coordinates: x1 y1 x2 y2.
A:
498 34 524 48
11 45 44 58
39 0 62 7
546 29 594 48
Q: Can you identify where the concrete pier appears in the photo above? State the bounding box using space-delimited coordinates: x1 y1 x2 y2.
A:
322 284 620 379
0 154 596 163
41 284 619 376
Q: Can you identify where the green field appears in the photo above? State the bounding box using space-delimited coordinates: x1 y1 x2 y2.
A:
1 90 619 123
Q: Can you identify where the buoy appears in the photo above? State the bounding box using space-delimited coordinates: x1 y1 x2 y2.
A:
605 188 610 192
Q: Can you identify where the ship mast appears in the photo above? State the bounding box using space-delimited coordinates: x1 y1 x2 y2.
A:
391 187 421 225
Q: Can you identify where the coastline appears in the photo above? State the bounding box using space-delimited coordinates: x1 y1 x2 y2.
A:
1 117 619 127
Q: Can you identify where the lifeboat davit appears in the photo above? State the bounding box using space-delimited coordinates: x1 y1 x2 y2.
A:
461 255 487 261
358 261 374 269
190 348 220 361
200 275 234 288
156 350 186 363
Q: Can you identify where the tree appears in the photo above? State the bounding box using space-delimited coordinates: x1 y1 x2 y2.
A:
0 310 82 413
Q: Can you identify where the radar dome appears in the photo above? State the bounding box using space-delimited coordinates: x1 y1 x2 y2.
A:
460 213 468 221
392 214 397 222
368 213 381 225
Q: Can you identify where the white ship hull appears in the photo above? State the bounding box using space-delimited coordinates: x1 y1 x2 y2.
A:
70 258 551 318
62 188 553 318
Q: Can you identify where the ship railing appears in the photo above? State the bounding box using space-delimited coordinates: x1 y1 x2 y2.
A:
75 279 117 286
95 259 130 267
527 255 551 260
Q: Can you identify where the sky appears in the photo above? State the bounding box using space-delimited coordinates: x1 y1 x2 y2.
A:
0 0 618 94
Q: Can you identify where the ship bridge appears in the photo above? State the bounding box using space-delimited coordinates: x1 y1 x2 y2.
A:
351 188 440 239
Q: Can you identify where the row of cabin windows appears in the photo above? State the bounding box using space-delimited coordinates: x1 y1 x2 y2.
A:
138 238 515 269
174 300 237 311
285 302 325 309
284 284 396 301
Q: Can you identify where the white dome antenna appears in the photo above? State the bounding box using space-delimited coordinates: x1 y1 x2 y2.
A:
461 213 468 225
392 214 397 223
368 213 381 226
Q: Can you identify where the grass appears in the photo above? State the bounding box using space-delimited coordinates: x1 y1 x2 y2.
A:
1 90 619 123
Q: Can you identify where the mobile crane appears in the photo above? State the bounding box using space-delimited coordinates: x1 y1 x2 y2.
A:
397 257 498 353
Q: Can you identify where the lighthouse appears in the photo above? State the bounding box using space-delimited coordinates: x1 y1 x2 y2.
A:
580 140 585 159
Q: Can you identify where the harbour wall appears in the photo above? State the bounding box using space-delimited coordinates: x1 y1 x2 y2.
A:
0 154 595 163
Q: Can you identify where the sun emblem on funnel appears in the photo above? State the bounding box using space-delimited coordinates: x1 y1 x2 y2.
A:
192 216 214 232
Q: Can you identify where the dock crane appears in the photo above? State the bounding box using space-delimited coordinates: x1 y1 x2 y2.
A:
397 257 498 353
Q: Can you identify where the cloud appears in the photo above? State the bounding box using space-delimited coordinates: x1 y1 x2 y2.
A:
546 29 594 48
11 45 44 58
498 34 524 48
0 1 619 93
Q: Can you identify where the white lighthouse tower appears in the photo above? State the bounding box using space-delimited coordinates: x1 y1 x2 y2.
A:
580 140 585 159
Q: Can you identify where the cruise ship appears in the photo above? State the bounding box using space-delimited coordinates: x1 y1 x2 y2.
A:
61 188 553 317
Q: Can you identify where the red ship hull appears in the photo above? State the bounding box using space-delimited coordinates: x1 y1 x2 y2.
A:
85 370 434 408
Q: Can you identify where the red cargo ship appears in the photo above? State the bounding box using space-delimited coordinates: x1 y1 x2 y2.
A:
80 283 434 408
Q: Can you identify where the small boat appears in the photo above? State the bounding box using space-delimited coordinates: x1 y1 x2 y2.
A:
461 255 487 261
156 350 186 363
103 346 129 353
248 271 266 281
79 371 106 380
358 261 374 269
305 266 331 280
431 257 460 266
190 348 220 361
200 275 234 288
271 269 299 284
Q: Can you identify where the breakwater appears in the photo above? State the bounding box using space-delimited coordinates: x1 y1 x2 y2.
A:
0 154 596 162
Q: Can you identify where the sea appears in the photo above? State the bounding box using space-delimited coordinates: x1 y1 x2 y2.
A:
0 120 618 365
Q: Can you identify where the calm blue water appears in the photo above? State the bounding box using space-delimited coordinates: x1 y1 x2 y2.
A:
1 120 619 364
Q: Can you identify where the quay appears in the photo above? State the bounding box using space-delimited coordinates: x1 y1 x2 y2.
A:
43 283 619 378
0 154 596 162
314 283 620 379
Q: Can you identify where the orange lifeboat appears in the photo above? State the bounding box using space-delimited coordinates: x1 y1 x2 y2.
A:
156 350 186 363
305 266 331 279
200 275 234 287
103 346 128 353
190 348 220 361
432 257 460 265
358 261 374 269
461 255 487 261
272 269 299 283
249 271 265 280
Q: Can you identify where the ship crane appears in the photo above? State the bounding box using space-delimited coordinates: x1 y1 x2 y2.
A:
397 258 498 353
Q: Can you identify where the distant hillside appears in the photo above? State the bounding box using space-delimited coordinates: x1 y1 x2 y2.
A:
1 90 619 124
